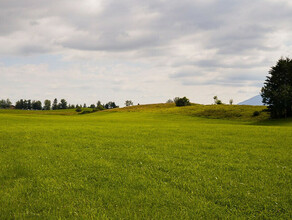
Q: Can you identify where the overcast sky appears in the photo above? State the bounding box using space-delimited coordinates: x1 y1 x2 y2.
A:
0 0 291 106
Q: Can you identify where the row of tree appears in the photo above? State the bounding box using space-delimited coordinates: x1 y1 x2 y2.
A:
0 98 120 110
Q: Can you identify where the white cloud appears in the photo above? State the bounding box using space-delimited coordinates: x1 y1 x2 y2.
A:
0 0 291 105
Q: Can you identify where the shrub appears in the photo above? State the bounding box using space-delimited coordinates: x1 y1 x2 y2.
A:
175 97 191 107
96 105 105 111
213 96 222 105
80 110 92 114
215 100 222 105
253 111 260 117
75 107 82 112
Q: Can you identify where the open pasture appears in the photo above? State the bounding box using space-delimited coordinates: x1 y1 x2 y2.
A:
0 105 291 219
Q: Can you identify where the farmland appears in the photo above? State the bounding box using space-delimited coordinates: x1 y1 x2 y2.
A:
0 104 291 219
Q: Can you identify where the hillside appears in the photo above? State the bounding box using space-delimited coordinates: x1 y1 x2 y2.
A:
0 104 269 121
112 103 269 121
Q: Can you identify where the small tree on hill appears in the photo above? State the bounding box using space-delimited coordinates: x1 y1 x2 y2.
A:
174 97 191 106
125 100 133 106
213 96 222 105
173 97 180 103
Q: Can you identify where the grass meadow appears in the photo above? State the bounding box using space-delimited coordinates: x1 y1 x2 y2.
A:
0 104 291 219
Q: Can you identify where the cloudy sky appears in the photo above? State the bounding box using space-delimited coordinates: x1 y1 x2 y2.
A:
0 0 291 106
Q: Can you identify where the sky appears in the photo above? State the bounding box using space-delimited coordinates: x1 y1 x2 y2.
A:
0 0 291 106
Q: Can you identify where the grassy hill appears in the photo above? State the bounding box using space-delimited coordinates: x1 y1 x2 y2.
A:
112 103 269 121
0 104 291 218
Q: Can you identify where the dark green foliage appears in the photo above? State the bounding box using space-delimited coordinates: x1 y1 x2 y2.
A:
32 100 42 110
125 100 134 106
96 105 105 111
59 99 67 109
261 58 292 118
15 99 24 109
89 104 96 108
27 100 32 110
0 99 12 109
15 99 41 110
174 97 191 107
52 98 58 110
253 111 260 117
80 110 92 114
75 106 82 112
80 106 105 114
214 96 222 105
173 97 180 103
216 100 222 105
105 101 119 109
44 100 51 110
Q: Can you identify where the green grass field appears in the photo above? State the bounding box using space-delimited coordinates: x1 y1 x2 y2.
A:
0 104 291 219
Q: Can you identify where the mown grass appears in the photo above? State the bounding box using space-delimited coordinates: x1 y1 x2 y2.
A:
0 104 291 219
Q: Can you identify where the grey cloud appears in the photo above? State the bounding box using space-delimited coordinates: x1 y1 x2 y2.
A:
0 0 291 55
0 0 291 104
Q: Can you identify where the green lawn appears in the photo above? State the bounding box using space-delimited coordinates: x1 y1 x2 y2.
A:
0 105 291 219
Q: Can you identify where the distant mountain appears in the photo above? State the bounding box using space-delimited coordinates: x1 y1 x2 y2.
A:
238 95 264 106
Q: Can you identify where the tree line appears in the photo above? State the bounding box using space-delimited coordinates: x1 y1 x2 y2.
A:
0 98 119 110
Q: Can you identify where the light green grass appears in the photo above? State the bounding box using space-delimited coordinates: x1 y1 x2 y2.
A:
0 105 291 219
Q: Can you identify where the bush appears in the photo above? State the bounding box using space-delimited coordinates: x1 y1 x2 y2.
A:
80 110 92 114
253 111 260 117
213 96 223 105
174 97 191 107
96 105 105 111
215 100 222 105
75 107 82 112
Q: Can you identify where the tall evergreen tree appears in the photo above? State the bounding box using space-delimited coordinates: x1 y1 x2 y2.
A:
261 57 292 118
52 98 58 110
27 100 32 110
